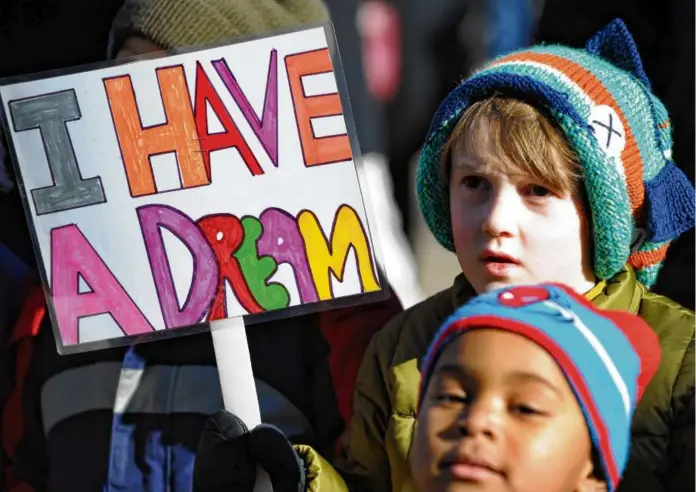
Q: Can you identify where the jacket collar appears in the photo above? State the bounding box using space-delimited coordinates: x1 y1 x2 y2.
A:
592 266 643 314
450 265 642 314
451 274 476 309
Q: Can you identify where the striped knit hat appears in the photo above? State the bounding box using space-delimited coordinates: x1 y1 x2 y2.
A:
107 0 329 58
417 19 695 287
418 283 661 491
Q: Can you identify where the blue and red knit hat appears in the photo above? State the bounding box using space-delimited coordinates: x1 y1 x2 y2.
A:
418 283 661 491
416 18 695 287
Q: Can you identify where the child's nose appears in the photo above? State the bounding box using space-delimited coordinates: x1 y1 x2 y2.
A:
458 398 500 439
481 189 518 238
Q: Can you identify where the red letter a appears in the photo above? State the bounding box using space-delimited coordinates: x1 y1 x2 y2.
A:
193 62 263 180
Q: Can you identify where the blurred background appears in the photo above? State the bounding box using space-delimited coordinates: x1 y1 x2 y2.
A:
1 0 692 310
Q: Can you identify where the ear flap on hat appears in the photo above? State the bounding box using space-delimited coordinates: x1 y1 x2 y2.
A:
644 160 696 242
602 310 661 402
585 18 651 89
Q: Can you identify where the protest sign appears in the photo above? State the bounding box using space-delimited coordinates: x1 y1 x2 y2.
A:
0 23 386 356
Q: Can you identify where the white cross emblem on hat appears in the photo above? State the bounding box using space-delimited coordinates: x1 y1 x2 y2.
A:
588 105 626 158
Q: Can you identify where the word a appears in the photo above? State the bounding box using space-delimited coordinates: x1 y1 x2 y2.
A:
51 203 380 344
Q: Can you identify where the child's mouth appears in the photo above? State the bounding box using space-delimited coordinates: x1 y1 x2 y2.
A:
480 251 521 277
441 457 503 483
448 462 501 481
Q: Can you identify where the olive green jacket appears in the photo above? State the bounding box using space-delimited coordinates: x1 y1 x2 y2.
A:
300 267 694 491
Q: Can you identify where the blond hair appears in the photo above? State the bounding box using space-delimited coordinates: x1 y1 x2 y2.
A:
442 95 581 194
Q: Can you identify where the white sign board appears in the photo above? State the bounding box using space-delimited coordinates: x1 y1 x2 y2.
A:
0 24 385 354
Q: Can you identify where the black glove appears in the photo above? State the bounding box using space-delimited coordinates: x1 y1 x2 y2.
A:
194 410 306 492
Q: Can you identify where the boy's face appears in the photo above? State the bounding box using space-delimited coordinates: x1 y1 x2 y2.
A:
411 329 601 492
449 151 595 294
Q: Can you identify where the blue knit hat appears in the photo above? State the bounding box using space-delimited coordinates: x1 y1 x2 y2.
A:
418 283 661 491
417 19 695 287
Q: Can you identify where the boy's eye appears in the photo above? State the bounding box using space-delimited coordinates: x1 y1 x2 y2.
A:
434 393 469 404
525 184 551 197
461 176 486 189
512 403 546 416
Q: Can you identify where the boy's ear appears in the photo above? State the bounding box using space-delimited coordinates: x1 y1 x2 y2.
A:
575 478 608 492
574 460 608 492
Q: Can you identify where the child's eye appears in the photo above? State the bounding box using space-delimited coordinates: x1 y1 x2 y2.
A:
524 184 551 197
435 393 469 404
461 176 486 189
513 403 546 416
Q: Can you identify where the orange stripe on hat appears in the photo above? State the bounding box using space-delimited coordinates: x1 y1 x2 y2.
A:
491 52 645 218
628 244 669 270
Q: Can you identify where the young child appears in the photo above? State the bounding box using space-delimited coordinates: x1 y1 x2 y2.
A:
411 282 661 492
193 17 694 492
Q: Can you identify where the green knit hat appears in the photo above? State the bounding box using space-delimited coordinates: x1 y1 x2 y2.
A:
417 19 695 287
107 0 329 57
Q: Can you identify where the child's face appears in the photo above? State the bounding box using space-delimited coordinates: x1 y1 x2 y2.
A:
449 151 595 295
411 329 600 492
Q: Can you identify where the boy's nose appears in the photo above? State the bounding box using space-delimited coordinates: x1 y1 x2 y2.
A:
458 399 500 440
481 189 518 238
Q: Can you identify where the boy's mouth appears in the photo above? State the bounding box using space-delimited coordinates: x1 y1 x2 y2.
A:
480 250 520 264
440 455 504 482
479 251 521 277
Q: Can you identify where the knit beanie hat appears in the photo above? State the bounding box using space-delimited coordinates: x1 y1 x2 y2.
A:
416 19 695 288
418 283 661 491
107 0 330 58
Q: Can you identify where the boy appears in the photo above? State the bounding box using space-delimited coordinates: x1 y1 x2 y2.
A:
193 18 694 492
412 282 661 492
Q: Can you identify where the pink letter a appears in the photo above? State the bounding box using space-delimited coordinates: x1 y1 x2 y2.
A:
51 224 154 345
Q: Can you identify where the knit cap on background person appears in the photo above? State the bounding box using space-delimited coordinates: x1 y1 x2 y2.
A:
417 18 695 288
418 283 662 492
107 0 329 58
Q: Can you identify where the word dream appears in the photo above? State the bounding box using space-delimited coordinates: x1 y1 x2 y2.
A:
1 27 381 349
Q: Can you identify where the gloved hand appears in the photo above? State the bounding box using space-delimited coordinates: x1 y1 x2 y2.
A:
193 410 306 492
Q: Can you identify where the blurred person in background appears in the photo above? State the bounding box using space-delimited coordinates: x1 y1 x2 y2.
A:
327 0 424 309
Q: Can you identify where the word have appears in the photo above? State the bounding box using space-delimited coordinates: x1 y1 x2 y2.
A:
51 203 380 345
8 48 351 216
